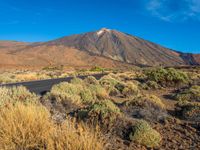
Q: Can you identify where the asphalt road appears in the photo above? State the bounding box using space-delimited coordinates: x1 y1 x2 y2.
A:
0 74 106 95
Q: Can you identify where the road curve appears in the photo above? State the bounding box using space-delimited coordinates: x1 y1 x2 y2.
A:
0 74 106 95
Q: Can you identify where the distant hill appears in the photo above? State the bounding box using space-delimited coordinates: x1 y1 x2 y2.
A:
0 28 199 69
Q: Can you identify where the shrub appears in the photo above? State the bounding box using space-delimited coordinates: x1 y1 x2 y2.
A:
125 94 165 110
179 102 200 121
90 66 105 72
50 82 82 105
84 76 99 85
0 86 38 107
146 95 165 109
143 80 161 90
80 88 95 104
175 85 200 104
89 100 121 117
78 100 121 123
0 103 104 150
0 74 16 84
100 75 120 90
129 120 162 148
70 77 84 85
47 81 107 106
123 95 166 121
122 82 140 98
99 74 133 96
145 68 189 87
88 84 108 99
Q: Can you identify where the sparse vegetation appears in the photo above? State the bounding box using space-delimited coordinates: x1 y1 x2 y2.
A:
0 67 199 149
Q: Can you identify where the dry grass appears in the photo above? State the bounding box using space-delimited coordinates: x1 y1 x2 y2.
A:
0 103 53 150
51 121 104 150
0 102 104 150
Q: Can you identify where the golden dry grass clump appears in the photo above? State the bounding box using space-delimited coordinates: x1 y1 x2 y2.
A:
0 103 52 150
0 102 104 150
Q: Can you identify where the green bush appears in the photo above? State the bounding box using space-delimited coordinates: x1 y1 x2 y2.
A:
175 85 200 104
49 82 83 105
0 86 38 107
78 100 121 122
80 88 95 104
129 120 162 148
47 80 108 105
90 100 121 117
99 74 137 96
145 68 189 87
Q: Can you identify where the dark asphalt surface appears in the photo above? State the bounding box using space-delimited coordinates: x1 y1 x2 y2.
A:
0 74 106 95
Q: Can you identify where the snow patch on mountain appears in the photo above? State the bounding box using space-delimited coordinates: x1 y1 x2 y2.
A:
97 28 111 36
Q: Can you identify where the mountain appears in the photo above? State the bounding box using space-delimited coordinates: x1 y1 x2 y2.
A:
46 28 186 66
0 28 199 69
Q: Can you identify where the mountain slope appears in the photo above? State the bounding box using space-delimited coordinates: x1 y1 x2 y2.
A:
0 28 199 69
45 28 187 66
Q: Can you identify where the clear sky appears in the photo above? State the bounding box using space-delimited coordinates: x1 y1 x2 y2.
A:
0 0 199 53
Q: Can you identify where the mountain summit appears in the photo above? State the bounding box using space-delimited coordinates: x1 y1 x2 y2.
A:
96 28 111 36
0 28 199 69
45 28 199 66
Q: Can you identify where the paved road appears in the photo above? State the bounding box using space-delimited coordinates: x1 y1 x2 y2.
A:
0 74 106 95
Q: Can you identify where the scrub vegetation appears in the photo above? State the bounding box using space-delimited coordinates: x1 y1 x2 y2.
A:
0 66 199 149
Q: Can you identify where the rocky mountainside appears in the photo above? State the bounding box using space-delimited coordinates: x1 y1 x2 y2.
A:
46 28 185 66
0 28 199 69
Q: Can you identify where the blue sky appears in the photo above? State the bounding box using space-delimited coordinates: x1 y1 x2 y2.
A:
0 0 199 53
